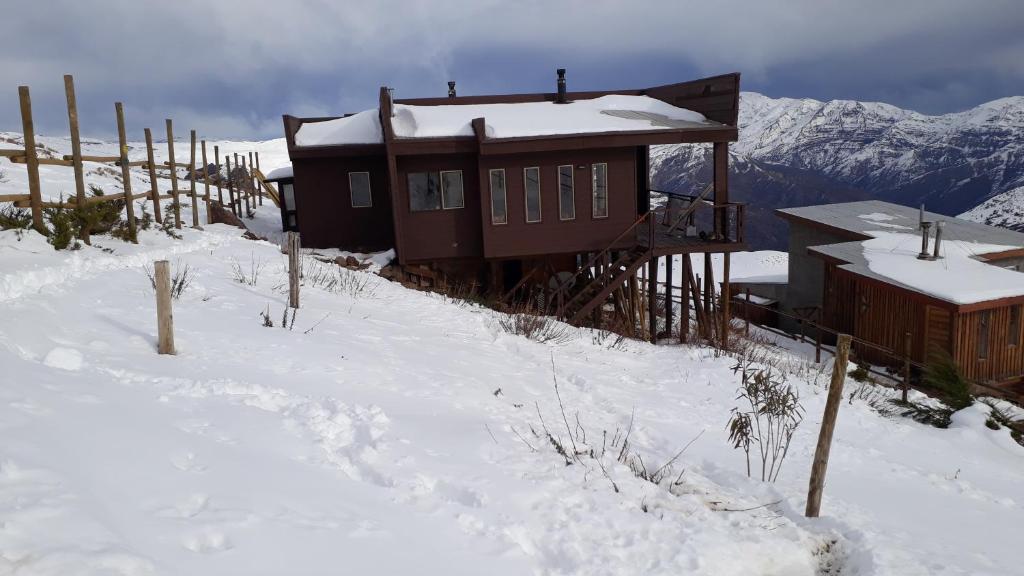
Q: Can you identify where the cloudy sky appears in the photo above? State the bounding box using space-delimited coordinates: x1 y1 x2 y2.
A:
2 0 1023 140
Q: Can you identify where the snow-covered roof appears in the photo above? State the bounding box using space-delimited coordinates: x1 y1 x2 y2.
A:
391 95 714 139
796 201 1024 305
264 164 293 180
291 95 717 147
294 110 383 147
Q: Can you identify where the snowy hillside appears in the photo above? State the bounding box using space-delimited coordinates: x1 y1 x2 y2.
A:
651 92 1024 248
2 135 1024 575
960 185 1024 231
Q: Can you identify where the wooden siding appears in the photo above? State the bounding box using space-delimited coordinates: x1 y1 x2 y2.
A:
394 153 482 263
291 156 393 251
477 147 638 260
955 306 1024 383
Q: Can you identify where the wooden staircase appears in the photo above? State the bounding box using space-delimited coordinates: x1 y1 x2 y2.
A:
556 247 650 324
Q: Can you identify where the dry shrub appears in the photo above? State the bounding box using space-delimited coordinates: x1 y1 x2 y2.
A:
727 358 803 482
498 303 573 344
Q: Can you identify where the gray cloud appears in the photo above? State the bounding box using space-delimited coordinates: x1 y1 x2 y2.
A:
1 0 1022 139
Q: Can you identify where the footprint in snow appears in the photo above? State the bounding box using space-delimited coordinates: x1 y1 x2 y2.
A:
42 347 84 371
181 530 233 553
170 452 207 473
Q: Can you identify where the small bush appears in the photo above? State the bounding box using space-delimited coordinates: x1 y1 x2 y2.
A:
144 260 195 300
923 351 973 410
727 360 803 482
231 254 264 286
498 303 573 344
848 364 870 383
0 205 31 238
43 201 80 251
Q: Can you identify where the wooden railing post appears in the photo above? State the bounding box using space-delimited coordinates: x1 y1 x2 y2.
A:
18 86 46 234
188 130 199 228
287 231 301 309
255 151 263 206
201 140 211 224
225 156 237 217
241 155 251 217
903 331 912 402
744 287 751 337
114 102 138 241
806 333 852 518
214 145 223 206
144 128 162 224
63 75 87 237
166 119 181 229
155 260 176 355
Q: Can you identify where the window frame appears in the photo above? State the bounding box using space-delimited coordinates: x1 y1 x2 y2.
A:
591 162 609 219
524 166 542 223
348 171 373 208
439 170 465 210
489 168 508 225
407 171 442 212
558 164 576 221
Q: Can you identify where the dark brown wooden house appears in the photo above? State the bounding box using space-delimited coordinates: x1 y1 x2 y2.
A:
279 70 747 340
777 201 1024 389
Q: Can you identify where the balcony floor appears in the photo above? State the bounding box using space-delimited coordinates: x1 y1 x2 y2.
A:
637 225 746 257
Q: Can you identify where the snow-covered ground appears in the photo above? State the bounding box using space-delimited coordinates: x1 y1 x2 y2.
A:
2 137 1024 576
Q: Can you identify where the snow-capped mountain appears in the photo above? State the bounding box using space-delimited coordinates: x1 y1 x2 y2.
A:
959 185 1024 230
651 93 1024 248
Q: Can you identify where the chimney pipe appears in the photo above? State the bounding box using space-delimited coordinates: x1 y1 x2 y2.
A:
447 81 456 98
556 68 567 104
918 221 933 260
932 221 944 260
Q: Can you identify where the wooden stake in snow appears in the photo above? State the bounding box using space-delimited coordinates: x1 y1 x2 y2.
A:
805 332 852 518
144 128 162 224
201 140 211 224
18 86 46 234
63 76 87 216
189 130 199 228
166 119 181 229
287 231 301 309
225 155 237 217
114 102 138 241
214 145 223 207
154 260 176 355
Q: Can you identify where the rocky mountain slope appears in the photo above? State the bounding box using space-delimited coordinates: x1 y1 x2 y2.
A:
651 93 1024 248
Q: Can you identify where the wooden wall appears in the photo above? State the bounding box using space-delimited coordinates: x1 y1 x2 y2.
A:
292 155 393 251
955 307 1024 383
477 147 638 260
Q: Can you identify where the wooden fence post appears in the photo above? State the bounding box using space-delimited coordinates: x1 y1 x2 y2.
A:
214 145 223 206
225 156 237 217
744 287 751 337
287 231 301 309
166 119 181 229
155 260 176 355
903 331 912 402
144 128 162 224
63 75 88 242
18 86 46 234
255 151 263 206
241 155 251 217
201 140 211 224
114 102 138 242
188 130 199 228
805 333 852 518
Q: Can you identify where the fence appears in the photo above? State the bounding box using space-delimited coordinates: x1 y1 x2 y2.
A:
0 75 278 244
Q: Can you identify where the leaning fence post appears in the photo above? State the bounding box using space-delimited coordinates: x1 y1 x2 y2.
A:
225 155 237 217
254 151 263 206
188 130 199 228
806 333 852 518
166 119 181 229
903 331 912 402
144 128 162 224
114 102 138 242
287 231 301 309
63 76 87 233
18 86 46 234
241 155 251 217
155 260 176 355
201 140 211 224
214 145 223 206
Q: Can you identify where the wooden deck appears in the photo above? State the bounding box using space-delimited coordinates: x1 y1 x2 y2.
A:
637 225 747 256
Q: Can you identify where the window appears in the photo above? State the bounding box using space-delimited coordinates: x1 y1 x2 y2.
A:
1011 306 1021 347
408 172 441 211
524 166 541 223
282 183 295 210
440 170 465 209
489 169 507 225
592 163 608 218
979 311 991 360
349 172 372 208
558 165 575 221
408 171 464 211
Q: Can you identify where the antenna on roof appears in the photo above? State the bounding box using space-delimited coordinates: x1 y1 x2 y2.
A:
556 68 568 104
447 81 456 98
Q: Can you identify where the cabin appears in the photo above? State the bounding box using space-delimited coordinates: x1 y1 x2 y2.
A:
767 200 1024 389
279 70 746 340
